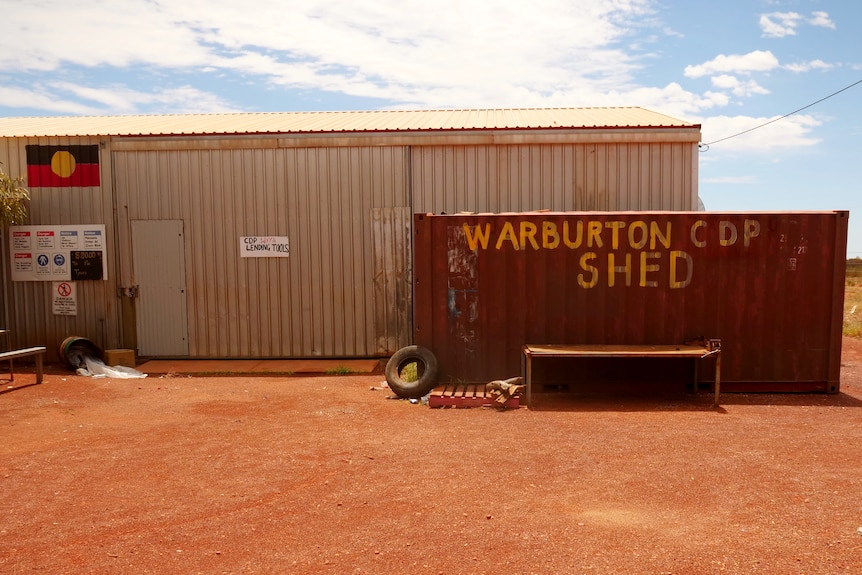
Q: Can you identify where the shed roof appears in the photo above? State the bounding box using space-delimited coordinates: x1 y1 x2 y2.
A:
0 107 698 138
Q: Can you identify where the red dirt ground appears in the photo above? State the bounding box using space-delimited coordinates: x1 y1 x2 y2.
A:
2 340 862 575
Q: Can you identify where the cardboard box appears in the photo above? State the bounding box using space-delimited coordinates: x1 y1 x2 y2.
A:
104 349 136 368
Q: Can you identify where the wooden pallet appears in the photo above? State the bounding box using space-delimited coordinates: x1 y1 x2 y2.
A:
428 383 520 408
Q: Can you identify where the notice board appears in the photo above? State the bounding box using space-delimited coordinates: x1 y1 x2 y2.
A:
9 224 107 281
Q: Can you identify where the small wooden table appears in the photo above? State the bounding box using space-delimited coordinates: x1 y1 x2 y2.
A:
522 341 722 408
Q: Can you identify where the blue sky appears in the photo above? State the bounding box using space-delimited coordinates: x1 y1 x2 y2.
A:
1 0 860 255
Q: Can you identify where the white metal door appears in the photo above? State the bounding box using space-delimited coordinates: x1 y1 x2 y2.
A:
131 220 189 356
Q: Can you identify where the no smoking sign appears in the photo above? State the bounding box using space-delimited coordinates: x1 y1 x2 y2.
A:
52 281 77 316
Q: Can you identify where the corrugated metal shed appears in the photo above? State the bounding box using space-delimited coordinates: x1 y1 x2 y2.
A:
0 107 697 138
0 107 703 362
413 211 848 393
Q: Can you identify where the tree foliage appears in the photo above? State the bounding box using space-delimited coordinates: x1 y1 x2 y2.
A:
0 163 29 229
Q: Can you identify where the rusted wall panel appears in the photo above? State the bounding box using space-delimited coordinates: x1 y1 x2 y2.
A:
414 211 848 392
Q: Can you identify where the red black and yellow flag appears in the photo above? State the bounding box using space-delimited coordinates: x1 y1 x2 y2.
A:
25 145 100 187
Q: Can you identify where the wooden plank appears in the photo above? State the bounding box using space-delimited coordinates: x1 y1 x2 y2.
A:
0 346 47 385
428 383 520 408
524 344 709 358
0 346 47 359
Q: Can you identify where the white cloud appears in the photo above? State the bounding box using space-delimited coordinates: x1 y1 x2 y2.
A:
0 0 662 111
784 59 833 73
760 10 836 37
0 81 239 115
0 85 102 115
711 75 739 90
698 114 822 152
142 87 245 114
0 0 727 121
0 1 211 71
684 51 780 78
710 75 770 97
0 0 840 163
759 12 803 37
809 11 836 29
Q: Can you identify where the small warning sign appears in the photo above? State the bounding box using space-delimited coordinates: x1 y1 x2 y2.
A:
9 224 107 282
53 281 77 316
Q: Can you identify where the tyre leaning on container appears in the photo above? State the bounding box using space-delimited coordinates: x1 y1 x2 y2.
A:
385 345 439 399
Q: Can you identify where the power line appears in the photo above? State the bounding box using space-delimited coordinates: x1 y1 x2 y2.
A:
698 77 862 151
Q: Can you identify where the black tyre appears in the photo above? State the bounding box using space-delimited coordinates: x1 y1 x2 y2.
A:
385 345 439 399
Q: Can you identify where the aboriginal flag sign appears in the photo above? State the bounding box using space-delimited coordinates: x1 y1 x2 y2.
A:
25 145 100 187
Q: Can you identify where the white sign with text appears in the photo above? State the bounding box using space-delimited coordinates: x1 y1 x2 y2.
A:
240 236 290 258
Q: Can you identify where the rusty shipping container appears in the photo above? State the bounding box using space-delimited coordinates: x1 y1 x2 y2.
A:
413 211 848 393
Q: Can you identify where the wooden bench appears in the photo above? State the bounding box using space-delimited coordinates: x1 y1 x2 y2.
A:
522 340 721 408
0 346 48 385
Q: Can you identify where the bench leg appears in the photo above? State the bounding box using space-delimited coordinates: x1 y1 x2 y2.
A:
8 358 12 383
693 358 699 395
35 354 43 385
714 353 721 406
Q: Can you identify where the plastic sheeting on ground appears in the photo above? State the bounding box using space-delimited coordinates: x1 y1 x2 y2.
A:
76 356 148 379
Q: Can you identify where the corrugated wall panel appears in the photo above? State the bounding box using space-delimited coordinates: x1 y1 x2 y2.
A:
0 137 120 361
371 207 413 353
113 145 410 358
414 211 848 393
411 142 696 214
